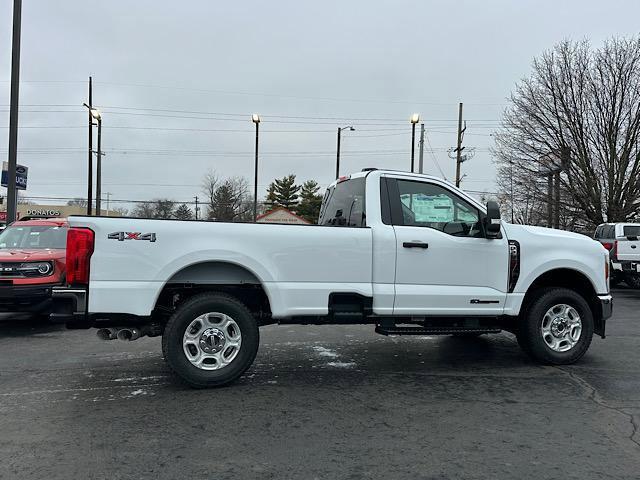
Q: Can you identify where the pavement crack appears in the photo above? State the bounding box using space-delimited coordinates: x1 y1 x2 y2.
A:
553 366 640 449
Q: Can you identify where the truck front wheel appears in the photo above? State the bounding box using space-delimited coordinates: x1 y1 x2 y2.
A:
162 292 259 388
517 288 594 365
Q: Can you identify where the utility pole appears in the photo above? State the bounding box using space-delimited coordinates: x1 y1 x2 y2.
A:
86 76 93 215
252 114 260 222
547 174 553 228
95 114 103 215
6 0 22 224
455 102 464 187
194 196 199 220
336 127 342 180
418 123 425 174
553 171 560 229
105 192 112 216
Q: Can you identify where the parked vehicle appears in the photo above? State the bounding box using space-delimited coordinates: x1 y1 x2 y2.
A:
51 170 612 387
594 222 640 288
0 217 68 317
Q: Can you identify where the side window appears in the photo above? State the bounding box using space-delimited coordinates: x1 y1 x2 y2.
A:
594 226 602 239
393 179 484 238
606 225 615 238
318 177 366 227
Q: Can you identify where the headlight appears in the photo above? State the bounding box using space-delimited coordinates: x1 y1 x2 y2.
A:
16 262 53 276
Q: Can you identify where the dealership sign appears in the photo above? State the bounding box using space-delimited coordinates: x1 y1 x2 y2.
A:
1 162 28 190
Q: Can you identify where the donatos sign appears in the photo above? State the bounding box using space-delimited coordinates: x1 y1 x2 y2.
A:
26 209 62 217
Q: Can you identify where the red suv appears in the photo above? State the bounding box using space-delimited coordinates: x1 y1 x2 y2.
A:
0 217 68 317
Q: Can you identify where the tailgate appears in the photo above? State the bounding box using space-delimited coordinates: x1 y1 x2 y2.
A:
616 239 640 261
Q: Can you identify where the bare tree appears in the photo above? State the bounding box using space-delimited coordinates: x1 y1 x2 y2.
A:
494 37 640 229
202 170 220 210
131 202 156 218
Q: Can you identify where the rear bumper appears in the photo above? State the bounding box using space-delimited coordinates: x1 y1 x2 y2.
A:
595 294 613 338
49 287 88 326
0 284 56 313
611 261 639 273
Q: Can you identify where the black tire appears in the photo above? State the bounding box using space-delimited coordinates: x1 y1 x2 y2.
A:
623 273 640 289
162 292 259 388
517 287 593 365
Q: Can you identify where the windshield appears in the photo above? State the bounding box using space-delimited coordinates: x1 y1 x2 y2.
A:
0 225 67 250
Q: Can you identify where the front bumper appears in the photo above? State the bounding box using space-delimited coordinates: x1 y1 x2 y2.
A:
0 284 56 313
595 294 613 338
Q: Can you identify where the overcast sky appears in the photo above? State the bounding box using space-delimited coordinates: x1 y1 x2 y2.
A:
1 0 640 210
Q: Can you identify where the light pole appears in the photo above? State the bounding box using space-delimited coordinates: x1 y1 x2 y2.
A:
336 125 355 179
410 113 420 173
6 0 22 224
252 114 260 222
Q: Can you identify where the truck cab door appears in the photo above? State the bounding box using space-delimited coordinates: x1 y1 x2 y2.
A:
385 177 509 316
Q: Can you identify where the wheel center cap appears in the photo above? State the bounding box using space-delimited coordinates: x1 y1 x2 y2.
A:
551 318 568 337
199 328 226 353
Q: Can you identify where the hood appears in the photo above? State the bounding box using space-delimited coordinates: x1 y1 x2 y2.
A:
503 223 606 250
0 249 66 262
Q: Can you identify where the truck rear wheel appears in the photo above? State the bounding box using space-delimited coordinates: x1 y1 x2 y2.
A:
162 292 259 388
517 287 593 365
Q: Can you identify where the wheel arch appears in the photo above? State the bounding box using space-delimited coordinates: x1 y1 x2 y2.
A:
519 267 604 337
152 260 274 324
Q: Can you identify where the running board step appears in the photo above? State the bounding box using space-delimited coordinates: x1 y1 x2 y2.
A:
375 326 502 336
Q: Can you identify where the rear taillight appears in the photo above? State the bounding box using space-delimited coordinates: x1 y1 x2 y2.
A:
611 240 618 261
602 242 613 250
66 227 94 286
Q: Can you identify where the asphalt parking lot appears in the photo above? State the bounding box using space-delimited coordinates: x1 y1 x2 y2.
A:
1 288 639 480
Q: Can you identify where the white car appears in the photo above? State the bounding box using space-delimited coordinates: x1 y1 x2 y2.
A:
51 169 612 387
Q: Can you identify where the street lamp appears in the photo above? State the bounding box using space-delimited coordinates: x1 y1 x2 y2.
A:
336 125 355 179
410 113 420 173
252 114 261 221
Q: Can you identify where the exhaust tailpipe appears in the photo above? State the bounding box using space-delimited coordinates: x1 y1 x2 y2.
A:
116 326 148 341
96 328 118 341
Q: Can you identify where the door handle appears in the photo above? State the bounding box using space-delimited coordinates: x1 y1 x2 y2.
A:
403 241 429 249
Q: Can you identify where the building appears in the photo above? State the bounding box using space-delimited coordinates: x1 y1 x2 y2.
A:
0 204 117 226
256 208 310 225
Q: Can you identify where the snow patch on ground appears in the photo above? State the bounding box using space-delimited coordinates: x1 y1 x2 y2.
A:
326 362 357 369
311 346 339 358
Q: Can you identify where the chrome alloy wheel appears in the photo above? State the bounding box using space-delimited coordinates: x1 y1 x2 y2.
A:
183 312 242 370
541 304 582 352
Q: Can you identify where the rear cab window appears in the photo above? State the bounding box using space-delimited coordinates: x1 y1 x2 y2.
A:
318 177 366 227
623 225 640 237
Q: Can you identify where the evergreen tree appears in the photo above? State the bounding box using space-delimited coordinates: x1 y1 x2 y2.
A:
265 174 301 210
296 180 323 223
175 203 194 220
153 198 175 219
207 178 251 222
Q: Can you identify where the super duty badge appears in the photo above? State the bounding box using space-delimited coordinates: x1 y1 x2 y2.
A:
108 232 157 242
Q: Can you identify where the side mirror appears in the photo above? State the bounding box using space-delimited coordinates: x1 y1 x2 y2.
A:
484 201 501 239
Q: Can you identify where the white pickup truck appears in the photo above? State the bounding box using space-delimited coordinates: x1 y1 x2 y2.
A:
52 169 612 387
594 222 640 288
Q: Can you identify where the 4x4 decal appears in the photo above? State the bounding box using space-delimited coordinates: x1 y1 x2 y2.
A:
108 232 156 242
